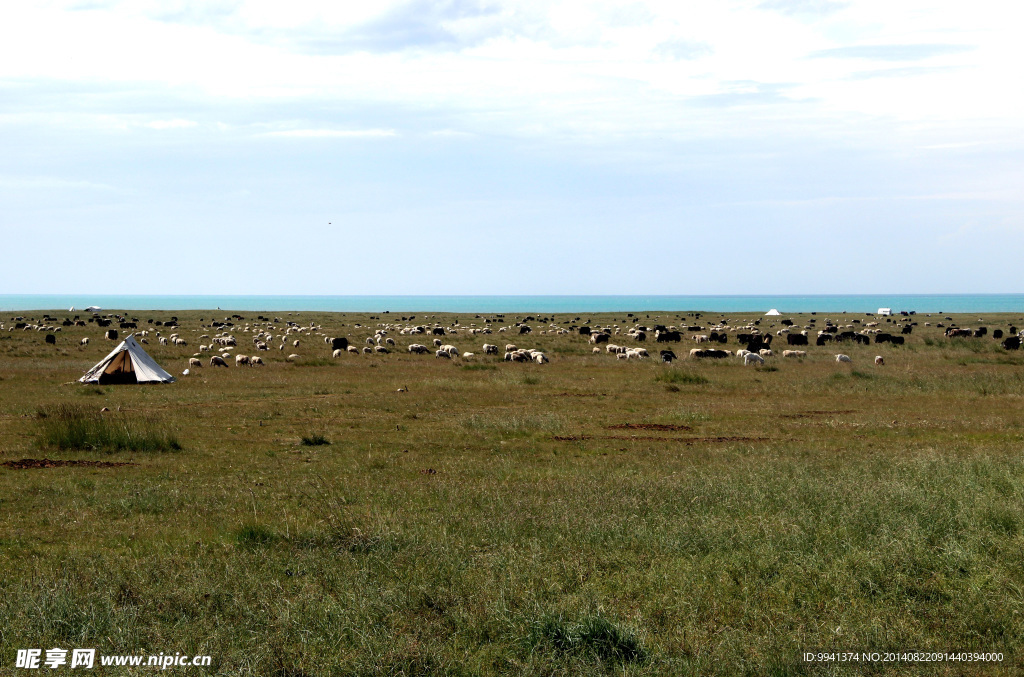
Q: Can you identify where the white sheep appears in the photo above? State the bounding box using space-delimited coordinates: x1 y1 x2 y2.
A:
836 354 852 363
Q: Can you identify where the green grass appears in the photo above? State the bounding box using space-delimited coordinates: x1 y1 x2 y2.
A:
37 403 181 452
2 308 1024 675
655 369 709 385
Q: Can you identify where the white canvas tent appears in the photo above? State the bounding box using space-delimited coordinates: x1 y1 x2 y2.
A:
79 335 175 384
765 308 781 316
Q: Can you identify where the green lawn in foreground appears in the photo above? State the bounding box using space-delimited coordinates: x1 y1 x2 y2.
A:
1 309 1022 675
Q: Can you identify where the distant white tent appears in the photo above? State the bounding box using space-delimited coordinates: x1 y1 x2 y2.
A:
79 335 175 384
765 308 781 316
877 308 892 316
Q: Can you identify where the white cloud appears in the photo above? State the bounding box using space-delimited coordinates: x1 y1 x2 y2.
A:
145 119 199 129
262 128 397 138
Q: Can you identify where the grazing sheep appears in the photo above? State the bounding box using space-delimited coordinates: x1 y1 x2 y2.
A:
182 368 190 377
408 344 430 354
505 344 517 352
782 350 806 358
287 354 300 361
592 346 601 353
362 347 372 354
80 337 89 346
347 346 360 354
210 356 228 367
366 337 376 346
435 349 451 359
743 352 765 366
189 357 202 368
374 346 389 353
836 354 852 363
875 356 884 365
462 352 475 358
292 339 300 347
433 338 443 347
236 355 251 366
385 337 396 346
333 349 343 358
160 337 168 345
759 349 773 357
482 343 498 355
533 352 549 363
250 356 264 366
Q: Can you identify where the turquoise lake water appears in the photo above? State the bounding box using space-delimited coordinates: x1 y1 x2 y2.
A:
2 294 1023 314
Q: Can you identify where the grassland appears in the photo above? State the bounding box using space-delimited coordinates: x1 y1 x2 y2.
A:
1 308 1023 675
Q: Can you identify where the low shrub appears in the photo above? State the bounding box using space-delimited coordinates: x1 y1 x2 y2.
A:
38 403 180 452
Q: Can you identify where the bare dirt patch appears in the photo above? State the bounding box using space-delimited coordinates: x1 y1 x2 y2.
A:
606 423 693 431
1 458 137 470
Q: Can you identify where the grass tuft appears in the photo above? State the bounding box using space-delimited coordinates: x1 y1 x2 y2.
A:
528 614 646 664
37 403 180 452
300 433 330 446
234 523 278 548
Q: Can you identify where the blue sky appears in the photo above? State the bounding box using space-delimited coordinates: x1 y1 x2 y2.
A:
2 0 1022 295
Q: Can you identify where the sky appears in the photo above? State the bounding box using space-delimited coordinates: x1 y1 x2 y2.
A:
1 0 1022 295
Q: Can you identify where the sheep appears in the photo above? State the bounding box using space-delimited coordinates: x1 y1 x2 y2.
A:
482 343 498 355
182 368 190 377
462 352 475 358
366 337 376 346
250 356 264 366
287 354 300 361
759 349 773 357
159 337 168 345
236 355 251 366
347 346 360 354
385 337 396 346
188 357 202 368
505 344 517 352
435 349 451 359
782 350 806 358
533 352 549 363
333 349 343 358
408 344 430 354
743 352 765 366
835 354 852 363
592 346 601 353
293 339 300 347
174 338 187 346
362 347 372 354
374 346 389 353
80 337 89 346
433 338 443 347
210 356 228 367
875 356 884 365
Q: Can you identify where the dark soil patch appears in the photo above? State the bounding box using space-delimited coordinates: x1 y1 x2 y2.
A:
556 392 606 397
2 458 137 469
606 423 693 431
